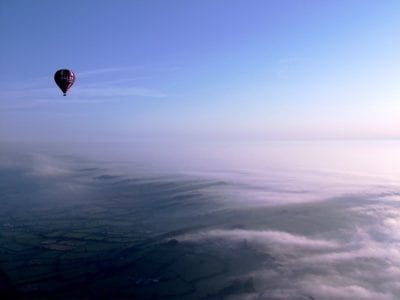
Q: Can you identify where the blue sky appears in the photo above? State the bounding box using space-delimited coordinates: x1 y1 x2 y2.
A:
1 0 399 142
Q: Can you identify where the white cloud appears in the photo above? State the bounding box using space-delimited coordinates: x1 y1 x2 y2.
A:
300 278 394 300
75 86 165 98
26 153 72 177
78 67 130 77
175 229 339 250
174 203 400 299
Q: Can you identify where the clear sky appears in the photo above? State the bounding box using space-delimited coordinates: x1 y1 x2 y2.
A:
1 0 399 143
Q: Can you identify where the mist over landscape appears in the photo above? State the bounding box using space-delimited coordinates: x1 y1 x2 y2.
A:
1 140 400 299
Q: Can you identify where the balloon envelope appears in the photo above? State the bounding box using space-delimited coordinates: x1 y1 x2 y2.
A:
54 69 75 96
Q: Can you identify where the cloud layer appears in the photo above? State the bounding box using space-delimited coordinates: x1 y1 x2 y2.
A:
173 199 400 299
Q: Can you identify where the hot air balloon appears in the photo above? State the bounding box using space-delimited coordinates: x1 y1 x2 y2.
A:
54 69 75 96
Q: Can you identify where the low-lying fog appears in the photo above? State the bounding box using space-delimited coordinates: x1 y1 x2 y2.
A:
1 140 399 299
